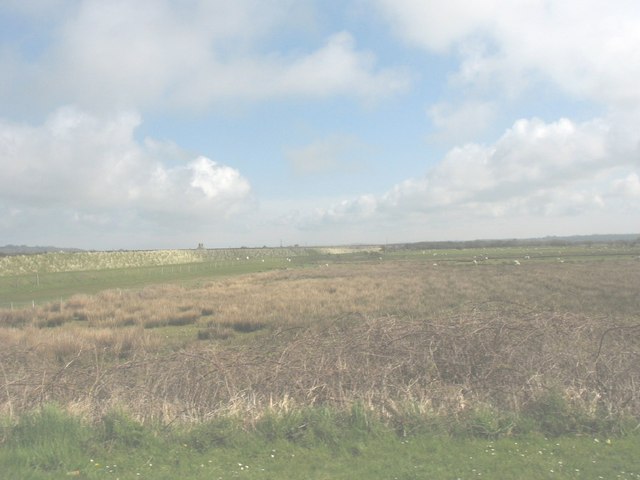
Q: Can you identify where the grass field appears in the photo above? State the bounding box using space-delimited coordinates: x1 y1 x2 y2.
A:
0 247 339 308
1 242 637 307
0 243 639 477
1 405 639 479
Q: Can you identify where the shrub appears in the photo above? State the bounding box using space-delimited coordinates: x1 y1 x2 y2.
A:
228 320 267 333
523 389 593 437
256 408 343 448
464 405 516 439
181 417 243 451
0 310 31 328
37 314 66 328
197 326 234 340
167 312 199 326
100 410 150 448
72 310 89 321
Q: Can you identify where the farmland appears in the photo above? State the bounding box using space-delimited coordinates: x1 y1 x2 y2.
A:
1 242 639 478
0 247 328 307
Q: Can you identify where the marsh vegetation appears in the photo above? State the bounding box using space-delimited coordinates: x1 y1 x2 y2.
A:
1 244 639 477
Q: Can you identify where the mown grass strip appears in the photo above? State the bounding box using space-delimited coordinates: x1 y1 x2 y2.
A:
1 406 639 480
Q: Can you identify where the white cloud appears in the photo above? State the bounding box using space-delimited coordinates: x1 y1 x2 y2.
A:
0 1 409 112
311 194 378 225
170 32 410 108
276 32 410 99
374 0 499 53
189 156 250 201
613 173 640 198
308 116 639 230
0 107 252 238
375 0 640 107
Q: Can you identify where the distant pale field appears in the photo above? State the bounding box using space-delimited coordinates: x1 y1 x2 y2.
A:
315 246 382 255
0 247 309 277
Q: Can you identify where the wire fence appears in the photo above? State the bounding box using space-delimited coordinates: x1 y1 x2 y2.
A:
0 299 55 310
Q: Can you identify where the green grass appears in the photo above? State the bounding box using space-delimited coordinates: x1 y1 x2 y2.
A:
385 244 640 266
0 246 334 307
0 257 297 307
1 405 639 479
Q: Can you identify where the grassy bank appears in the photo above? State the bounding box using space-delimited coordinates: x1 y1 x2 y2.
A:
1 405 639 479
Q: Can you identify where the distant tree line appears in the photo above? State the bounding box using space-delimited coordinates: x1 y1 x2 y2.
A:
383 234 640 251
0 245 85 256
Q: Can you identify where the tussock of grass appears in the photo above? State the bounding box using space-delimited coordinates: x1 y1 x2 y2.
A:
224 319 268 333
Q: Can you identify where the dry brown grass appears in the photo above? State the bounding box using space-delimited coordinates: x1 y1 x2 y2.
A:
0 259 639 423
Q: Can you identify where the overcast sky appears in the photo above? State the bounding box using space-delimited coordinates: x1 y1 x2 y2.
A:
1 1 639 249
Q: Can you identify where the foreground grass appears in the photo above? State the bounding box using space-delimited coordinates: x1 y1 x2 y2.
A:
1 406 639 480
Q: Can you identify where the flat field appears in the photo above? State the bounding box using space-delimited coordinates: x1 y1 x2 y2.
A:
0 247 323 307
1 244 639 478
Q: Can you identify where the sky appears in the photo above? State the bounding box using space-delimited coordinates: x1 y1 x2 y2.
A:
1 0 639 250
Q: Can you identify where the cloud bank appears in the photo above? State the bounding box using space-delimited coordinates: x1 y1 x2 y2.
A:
375 0 640 107
290 0 640 241
0 107 252 247
0 1 410 113
309 116 639 237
